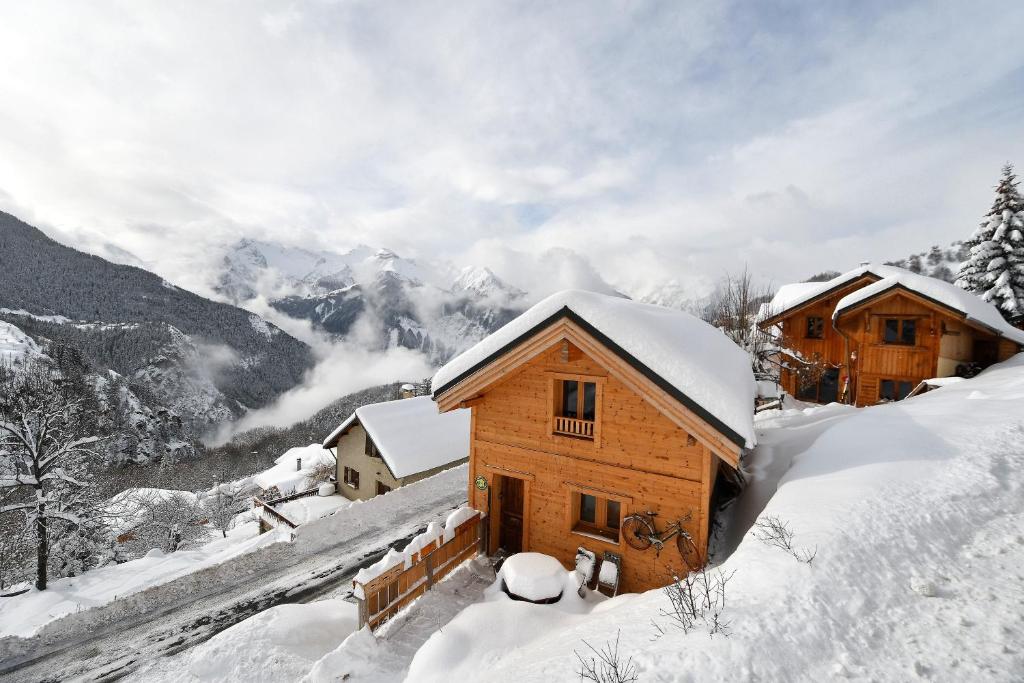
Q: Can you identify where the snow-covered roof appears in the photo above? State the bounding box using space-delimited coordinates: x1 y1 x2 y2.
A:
253 444 335 494
761 264 906 321
431 289 757 449
323 396 470 479
833 270 1024 345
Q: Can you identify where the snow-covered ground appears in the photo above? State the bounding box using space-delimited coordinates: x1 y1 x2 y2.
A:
396 356 1024 682
276 492 353 525
0 521 286 639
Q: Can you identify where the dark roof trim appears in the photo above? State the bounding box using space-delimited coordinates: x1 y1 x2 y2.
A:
432 306 747 449
833 282 1017 342
760 272 883 326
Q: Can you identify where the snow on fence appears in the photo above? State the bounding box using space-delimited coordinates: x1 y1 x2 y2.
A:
354 507 482 631
253 486 323 533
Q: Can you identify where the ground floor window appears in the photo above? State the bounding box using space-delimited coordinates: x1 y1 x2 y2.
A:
572 491 621 542
879 379 914 402
376 481 392 495
343 466 360 489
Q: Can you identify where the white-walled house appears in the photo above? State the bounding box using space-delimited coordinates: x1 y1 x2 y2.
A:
322 396 470 501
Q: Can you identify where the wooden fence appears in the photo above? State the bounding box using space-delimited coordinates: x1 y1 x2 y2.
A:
354 511 483 631
253 496 299 532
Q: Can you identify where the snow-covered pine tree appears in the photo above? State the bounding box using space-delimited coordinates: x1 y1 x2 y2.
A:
0 360 106 590
955 164 1024 320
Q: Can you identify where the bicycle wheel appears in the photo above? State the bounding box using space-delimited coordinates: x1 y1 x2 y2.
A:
622 514 656 551
676 527 701 570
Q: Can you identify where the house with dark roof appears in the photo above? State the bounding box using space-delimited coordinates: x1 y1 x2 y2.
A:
759 264 1024 405
431 289 756 594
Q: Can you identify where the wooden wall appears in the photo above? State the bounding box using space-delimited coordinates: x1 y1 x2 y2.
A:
468 341 718 594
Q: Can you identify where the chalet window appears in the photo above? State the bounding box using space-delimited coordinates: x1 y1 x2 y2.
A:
553 378 598 439
879 379 914 402
805 316 824 339
573 492 621 542
343 466 360 489
365 433 380 458
376 481 391 495
883 318 916 345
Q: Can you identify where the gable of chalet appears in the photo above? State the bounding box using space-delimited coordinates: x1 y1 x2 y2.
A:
432 306 747 467
758 272 885 328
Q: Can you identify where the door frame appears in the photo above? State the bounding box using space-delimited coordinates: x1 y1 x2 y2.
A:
485 467 533 556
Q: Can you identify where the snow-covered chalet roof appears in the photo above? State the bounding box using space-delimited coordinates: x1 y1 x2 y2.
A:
322 396 470 479
760 264 907 322
833 270 1024 345
431 289 757 449
253 443 335 494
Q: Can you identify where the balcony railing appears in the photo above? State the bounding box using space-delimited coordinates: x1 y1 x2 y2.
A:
554 416 595 439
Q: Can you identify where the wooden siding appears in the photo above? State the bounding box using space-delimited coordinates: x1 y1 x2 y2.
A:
468 340 718 594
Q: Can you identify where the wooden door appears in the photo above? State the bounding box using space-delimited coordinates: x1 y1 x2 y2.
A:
498 476 524 555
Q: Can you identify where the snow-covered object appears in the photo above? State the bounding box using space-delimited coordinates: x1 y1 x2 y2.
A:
322 396 470 479
253 444 335 495
317 482 335 497
143 599 359 682
597 558 619 586
352 505 479 598
761 264 907 320
432 289 757 448
499 553 566 602
0 319 42 363
574 548 596 583
833 269 1024 344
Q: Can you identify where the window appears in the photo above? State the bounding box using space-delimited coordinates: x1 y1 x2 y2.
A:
883 318 916 345
879 379 914 402
805 316 824 339
343 466 360 489
554 378 599 439
364 433 380 458
376 481 392 495
573 492 621 542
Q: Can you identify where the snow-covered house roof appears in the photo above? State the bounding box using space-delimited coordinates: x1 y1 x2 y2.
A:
252 443 335 495
832 270 1024 345
322 396 470 479
760 264 907 322
431 289 757 449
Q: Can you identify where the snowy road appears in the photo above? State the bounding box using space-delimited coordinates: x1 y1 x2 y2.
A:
2 470 467 683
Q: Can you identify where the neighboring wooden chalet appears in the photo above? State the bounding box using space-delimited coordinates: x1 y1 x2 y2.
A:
760 264 1024 406
322 396 470 501
432 290 756 594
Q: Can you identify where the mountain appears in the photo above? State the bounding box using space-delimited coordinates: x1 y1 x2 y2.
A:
215 240 527 364
0 212 316 459
884 241 968 283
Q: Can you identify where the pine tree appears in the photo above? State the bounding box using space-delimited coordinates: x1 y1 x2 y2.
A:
955 164 1024 320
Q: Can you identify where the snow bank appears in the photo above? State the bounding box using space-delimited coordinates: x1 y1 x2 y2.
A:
834 270 1024 344
323 396 470 478
275 493 352 525
432 289 757 447
352 505 478 597
136 600 358 682
405 356 1024 681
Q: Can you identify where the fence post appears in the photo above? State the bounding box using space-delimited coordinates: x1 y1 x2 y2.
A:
425 552 435 590
356 586 368 630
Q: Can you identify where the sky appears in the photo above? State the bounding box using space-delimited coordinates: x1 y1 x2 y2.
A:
1 0 1023 299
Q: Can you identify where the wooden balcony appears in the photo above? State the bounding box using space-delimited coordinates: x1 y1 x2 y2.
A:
554 416 595 439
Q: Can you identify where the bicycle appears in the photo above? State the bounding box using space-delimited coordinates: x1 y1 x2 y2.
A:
621 510 701 569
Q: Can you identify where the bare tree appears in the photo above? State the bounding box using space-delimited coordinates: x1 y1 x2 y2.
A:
130 491 206 553
653 564 734 638
753 515 817 564
203 482 245 538
575 630 639 683
0 360 105 590
304 459 336 490
702 267 776 381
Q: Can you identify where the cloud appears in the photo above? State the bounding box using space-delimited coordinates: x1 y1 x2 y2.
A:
0 0 1023 298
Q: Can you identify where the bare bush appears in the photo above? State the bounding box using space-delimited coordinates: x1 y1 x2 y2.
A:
304 460 336 489
575 630 639 683
753 515 817 564
203 483 246 538
655 565 734 638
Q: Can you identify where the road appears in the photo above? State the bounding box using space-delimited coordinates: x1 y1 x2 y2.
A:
1 479 466 683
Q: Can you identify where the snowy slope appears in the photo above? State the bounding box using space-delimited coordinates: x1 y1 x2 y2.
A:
0 319 42 363
401 355 1024 682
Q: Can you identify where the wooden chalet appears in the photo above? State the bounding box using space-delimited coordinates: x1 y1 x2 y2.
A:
759 265 1024 406
322 396 470 501
431 290 756 594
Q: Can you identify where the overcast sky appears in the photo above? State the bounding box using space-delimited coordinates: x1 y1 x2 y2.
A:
2 0 1023 297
